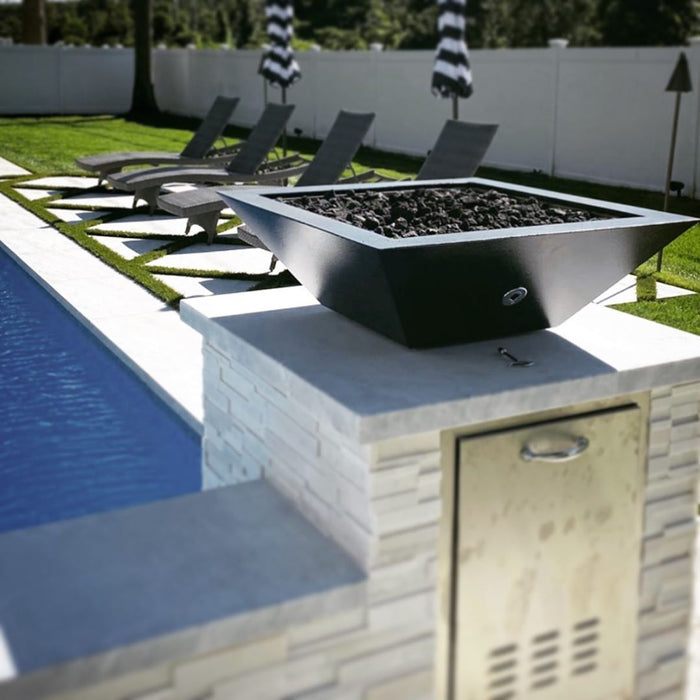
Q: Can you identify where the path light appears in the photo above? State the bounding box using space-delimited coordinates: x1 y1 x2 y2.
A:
658 51 693 271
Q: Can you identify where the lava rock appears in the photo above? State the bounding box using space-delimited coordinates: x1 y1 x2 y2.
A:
279 185 607 239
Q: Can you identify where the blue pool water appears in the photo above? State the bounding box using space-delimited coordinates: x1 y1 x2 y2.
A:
0 251 201 534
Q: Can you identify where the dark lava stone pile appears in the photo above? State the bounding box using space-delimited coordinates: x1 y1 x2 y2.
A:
280 186 607 239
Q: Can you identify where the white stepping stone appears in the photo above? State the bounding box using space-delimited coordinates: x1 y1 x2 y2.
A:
46 208 105 224
595 274 695 305
0 157 30 177
14 188 62 201
30 176 100 189
52 191 136 209
89 213 183 236
152 274 255 298
147 242 282 275
88 235 170 260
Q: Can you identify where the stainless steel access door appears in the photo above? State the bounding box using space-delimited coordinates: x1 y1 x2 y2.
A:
453 404 644 699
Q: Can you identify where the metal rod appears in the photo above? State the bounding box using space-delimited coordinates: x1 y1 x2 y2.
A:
282 86 288 157
659 91 683 271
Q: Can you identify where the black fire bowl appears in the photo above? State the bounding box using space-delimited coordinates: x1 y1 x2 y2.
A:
218 178 697 348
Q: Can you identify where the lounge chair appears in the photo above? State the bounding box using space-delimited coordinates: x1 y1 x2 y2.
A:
75 96 240 184
157 110 376 244
106 103 299 213
347 119 498 183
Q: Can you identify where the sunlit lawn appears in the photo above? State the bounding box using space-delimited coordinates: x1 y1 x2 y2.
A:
0 113 698 333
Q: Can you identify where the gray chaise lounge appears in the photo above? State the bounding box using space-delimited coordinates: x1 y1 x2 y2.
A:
106 103 299 212
157 110 376 244
75 96 240 184
346 119 498 184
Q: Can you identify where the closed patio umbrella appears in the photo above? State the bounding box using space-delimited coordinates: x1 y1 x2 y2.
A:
431 0 473 119
261 0 302 104
260 0 301 155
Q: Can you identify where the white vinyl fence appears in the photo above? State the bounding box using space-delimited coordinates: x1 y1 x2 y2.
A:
1 41 699 197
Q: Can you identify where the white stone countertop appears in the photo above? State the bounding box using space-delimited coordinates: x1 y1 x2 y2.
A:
0 482 364 699
182 286 700 442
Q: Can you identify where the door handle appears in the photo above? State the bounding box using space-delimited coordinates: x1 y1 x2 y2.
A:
520 435 589 462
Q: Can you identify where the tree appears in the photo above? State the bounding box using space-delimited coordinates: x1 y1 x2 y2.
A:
599 0 698 46
21 0 45 44
129 0 159 117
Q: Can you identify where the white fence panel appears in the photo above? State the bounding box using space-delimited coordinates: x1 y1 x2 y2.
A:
472 49 557 175
59 47 132 114
1 42 699 196
218 50 266 128
0 45 131 114
374 51 444 158
0 46 62 113
555 48 698 193
153 49 190 114
312 52 379 146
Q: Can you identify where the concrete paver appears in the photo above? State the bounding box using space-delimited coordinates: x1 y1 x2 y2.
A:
13 188 61 201
88 235 171 260
30 175 100 188
147 241 282 274
46 208 105 224
51 191 136 209
89 212 185 236
0 156 29 177
152 274 255 298
594 273 695 305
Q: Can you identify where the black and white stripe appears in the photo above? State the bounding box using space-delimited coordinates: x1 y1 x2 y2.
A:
431 0 473 99
261 0 301 89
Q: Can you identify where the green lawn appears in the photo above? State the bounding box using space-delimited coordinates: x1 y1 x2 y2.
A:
0 113 698 333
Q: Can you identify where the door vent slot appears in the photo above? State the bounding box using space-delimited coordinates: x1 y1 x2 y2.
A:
490 643 518 657
531 675 558 690
529 629 560 691
571 618 600 676
487 644 518 699
533 629 560 643
532 644 558 659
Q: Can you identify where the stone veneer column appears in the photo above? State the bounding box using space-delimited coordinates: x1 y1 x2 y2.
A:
636 381 700 698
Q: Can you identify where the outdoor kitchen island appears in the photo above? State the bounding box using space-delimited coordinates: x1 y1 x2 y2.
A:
181 285 700 700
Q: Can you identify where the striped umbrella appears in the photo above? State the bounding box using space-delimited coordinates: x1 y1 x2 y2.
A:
261 0 302 102
431 0 473 119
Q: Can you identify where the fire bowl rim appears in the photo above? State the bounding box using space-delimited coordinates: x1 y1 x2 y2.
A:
217 177 698 250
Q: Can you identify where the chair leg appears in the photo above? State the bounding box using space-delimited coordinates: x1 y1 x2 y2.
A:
133 186 160 214
189 210 221 244
131 185 160 214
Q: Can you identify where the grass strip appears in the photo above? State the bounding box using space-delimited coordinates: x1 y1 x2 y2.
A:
613 294 700 335
147 265 274 281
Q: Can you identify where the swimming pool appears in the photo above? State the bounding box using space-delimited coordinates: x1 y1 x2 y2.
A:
0 251 201 534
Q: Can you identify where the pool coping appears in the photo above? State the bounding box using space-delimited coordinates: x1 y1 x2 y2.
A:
0 188 204 433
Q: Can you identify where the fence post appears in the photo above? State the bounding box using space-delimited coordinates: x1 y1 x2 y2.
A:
548 38 568 178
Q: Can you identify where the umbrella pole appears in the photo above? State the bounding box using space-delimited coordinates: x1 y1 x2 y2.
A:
282 86 288 157
452 94 458 120
658 90 682 271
